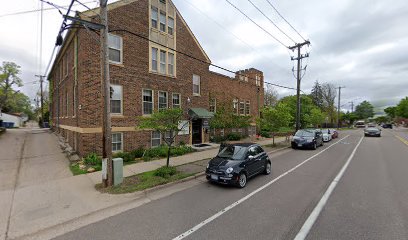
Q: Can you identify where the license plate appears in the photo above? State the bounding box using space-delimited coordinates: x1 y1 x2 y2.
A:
211 174 218 180
298 144 302 147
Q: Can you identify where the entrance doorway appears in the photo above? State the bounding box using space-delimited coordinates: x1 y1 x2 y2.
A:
192 119 202 144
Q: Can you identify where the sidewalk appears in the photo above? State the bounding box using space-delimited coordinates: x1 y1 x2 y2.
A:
3 133 288 240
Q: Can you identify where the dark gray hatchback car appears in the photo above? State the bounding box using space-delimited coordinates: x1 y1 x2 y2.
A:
291 129 324 150
206 143 271 188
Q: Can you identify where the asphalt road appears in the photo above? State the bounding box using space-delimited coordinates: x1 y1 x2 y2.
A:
53 129 408 240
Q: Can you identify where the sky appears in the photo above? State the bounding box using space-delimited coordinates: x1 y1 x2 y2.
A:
1 0 407 113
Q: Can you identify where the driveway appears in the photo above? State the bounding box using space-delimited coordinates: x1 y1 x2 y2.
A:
0 125 71 240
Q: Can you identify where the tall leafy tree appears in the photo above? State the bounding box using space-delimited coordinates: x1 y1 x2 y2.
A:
0 62 23 113
321 83 337 124
384 106 396 119
264 85 278 107
279 94 316 128
310 80 324 109
258 102 292 144
210 104 251 130
309 108 325 128
396 97 408 118
354 100 375 119
138 108 188 167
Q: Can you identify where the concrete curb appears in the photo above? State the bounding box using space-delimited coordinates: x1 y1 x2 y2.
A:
143 172 206 194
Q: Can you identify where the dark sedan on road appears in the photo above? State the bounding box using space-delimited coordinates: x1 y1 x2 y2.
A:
291 129 324 150
364 127 381 137
206 143 271 188
382 123 393 129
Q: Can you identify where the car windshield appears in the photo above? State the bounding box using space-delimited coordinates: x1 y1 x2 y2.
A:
295 130 315 137
322 129 330 134
217 145 247 160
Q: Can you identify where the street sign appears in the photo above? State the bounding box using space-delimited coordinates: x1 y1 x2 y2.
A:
203 119 210 129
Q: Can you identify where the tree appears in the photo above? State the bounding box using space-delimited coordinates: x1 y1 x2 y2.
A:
279 94 316 128
0 62 23 113
341 111 358 126
384 106 396 119
138 108 188 167
6 92 34 119
374 116 389 124
258 102 292 144
321 83 337 124
396 97 408 118
264 85 278 107
210 104 251 130
354 100 375 119
310 80 324 109
309 108 325 128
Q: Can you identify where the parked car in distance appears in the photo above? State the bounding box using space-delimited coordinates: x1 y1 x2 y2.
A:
330 129 338 139
355 121 366 128
291 129 324 150
206 143 271 188
321 129 332 142
364 127 381 137
367 123 376 127
382 123 393 129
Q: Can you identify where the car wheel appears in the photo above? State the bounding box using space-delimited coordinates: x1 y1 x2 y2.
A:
313 142 317 150
321 140 324 146
238 173 247 188
264 162 271 175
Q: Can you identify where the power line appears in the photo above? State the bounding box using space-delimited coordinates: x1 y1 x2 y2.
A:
264 0 306 42
109 28 296 91
178 0 290 73
246 0 296 44
224 0 289 49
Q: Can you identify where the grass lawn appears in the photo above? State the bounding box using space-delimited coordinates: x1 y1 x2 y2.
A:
95 168 196 194
264 141 291 148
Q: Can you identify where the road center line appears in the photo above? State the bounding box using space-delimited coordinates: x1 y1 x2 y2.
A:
172 135 351 240
294 135 364 240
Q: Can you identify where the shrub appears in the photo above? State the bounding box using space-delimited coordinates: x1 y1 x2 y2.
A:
211 135 227 143
131 147 145 158
113 152 135 163
154 166 177 178
83 153 102 166
260 131 271 138
226 133 242 141
142 145 195 161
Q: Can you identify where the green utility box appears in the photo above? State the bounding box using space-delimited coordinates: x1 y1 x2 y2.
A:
112 158 123 186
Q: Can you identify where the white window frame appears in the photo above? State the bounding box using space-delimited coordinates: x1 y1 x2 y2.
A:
151 131 161 148
255 75 261 86
245 100 250 115
160 50 166 74
233 99 238 114
108 33 123 64
193 74 200 96
112 132 123 152
168 16 174 35
158 91 168 110
172 93 181 108
209 98 216 113
142 89 154 115
168 52 174 76
239 101 245 115
159 11 166 32
151 47 158 72
151 7 158 29
110 84 123 115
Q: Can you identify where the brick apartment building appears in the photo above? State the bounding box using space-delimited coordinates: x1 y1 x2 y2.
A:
48 0 265 157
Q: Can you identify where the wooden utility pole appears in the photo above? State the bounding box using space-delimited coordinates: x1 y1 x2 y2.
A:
337 86 345 128
289 40 310 131
100 0 113 187
35 75 46 126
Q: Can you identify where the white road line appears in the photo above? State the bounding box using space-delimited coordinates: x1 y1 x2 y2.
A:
172 135 351 240
294 136 364 240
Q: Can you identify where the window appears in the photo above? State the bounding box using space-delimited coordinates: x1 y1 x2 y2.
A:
172 93 180 108
159 11 166 32
239 101 245 115
110 84 122 114
178 120 189 135
151 47 158 71
151 7 158 29
168 17 174 35
256 75 261 86
108 34 122 64
245 100 250 115
159 0 166 3
168 52 174 76
158 91 168 110
233 99 238 114
209 98 216 113
193 74 200 95
151 131 161 147
112 132 123 152
160 50 166 74
143 89 153 115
